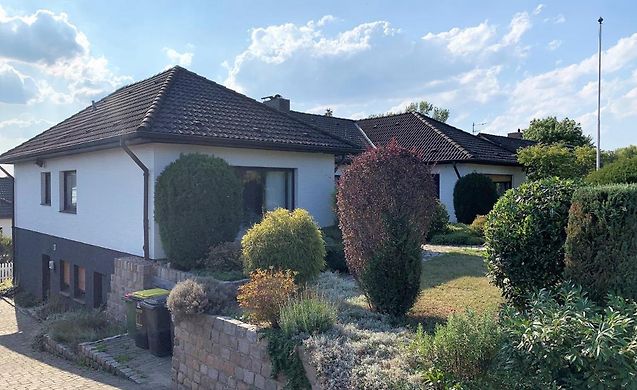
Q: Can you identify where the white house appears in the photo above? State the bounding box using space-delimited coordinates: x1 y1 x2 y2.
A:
0 66 361 306
0 177 12 238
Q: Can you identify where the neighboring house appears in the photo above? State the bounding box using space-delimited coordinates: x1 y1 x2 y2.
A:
0 66 361 306
355 113 529 221
0 177 12 238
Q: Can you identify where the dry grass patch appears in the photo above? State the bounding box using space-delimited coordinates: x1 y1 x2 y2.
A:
410 249 502 326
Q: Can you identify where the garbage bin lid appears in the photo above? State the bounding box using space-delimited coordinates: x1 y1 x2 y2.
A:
130 288 169 300
141 295 169 308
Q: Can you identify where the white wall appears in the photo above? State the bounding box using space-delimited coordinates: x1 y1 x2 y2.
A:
432 163 526 222
14 146 151 257
150 144 336 259
0 218 11 239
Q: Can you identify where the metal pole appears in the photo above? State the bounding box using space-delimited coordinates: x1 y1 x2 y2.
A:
597 17 603 170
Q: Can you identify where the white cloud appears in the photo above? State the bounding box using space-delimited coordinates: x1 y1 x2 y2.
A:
422 21 496 56
533 4 545 16
547 39 562 50
163 47 194 67
0 6 88 64
544 14 566 24
0 63 39 103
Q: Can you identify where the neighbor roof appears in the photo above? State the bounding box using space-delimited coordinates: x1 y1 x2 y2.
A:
356 112 520 165
0 66 361 163
287 111 372 149
477 132 535 153
0 178 13 219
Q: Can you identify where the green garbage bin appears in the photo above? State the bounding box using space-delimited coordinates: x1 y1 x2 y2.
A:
123 288 169 349
141 295 172 357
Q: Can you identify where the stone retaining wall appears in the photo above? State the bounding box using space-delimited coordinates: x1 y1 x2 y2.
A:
172 314 319 390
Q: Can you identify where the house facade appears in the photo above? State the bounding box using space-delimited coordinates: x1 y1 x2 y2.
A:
0 177 12 238
0 66 360 306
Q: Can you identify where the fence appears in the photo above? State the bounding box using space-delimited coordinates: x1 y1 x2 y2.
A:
0 262 12 282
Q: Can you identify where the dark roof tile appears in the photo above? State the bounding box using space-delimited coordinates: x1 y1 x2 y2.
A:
477 132 536 153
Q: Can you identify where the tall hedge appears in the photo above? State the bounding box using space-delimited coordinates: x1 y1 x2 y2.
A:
484 178 579 306
586 157 637 185
337 141 435 315
564 184 637 302
155 153 243 270
453 173 498 224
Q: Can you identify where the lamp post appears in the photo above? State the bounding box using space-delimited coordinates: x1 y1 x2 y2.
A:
596 17 603 170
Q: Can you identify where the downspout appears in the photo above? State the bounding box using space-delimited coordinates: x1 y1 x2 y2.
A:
0 166 15 279
119 138 150 261
452 163 462 179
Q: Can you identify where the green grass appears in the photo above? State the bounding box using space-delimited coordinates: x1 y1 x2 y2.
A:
428 223 484 246
409 250 502 326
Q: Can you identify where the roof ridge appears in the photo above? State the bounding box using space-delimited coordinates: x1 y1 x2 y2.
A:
413 112 474 160
357 111 413 122
289 110 355 122
135 66 181 132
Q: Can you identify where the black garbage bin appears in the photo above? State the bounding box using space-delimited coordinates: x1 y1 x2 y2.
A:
141 295 173 357
124 288 169 349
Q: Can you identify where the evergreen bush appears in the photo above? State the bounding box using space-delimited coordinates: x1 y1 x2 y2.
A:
453 173 498 224
155 153 243 270
484 178 579 306
242 208 325 283
564 184 637 302
427 199 449 239
586 156 637 185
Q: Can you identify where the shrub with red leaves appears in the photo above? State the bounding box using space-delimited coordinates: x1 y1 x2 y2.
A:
337 141 435 314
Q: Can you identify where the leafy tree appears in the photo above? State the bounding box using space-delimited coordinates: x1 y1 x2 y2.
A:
369 100 450 122
586 157 637 185
518 144 584 180
324 108 333 117
613 145 637 160
523 117 592 147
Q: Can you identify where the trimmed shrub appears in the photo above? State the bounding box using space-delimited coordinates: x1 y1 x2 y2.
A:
237 269 297 327
427 199 449 239
360 215 422 316
322 226 348 273
453 173 498 224
198 241 242 272
470 215 487 236
429 231 484 246
586 156 637 185
242 208 325 283
564 184 637 302
155 153 243 270
500 284 637 389
484 178 578 306
167 279 209 323
279 293 337 336
337 141 434 315
410 310 501 383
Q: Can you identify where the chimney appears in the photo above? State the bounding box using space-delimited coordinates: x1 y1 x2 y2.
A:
507 128 523 139
262 94 290 112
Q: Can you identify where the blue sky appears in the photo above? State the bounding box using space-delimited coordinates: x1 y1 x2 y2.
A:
1 0 636 161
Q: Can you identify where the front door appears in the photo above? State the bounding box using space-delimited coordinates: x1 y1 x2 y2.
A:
41 255 51 300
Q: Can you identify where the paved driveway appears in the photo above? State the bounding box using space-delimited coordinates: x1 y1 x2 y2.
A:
0 298 148 390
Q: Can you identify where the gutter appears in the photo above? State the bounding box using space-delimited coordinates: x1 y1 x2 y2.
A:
0 166 15 279
119 138 150 260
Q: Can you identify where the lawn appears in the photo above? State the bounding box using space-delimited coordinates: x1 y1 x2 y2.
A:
409 249 503 325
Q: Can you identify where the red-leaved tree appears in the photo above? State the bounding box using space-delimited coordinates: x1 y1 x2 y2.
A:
337 140 435 315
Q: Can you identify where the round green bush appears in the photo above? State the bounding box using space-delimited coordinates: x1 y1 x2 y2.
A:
427 199 450 238
453 173 498 224
242 208 325 283
586 157 637 185
155 154 243 270
484 178 579 306
564 184 637 302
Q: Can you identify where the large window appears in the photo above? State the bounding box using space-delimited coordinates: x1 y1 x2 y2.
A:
41 172 51 205
74 265 86 301
486 174 513 196
235 168 294 225
60 260 70 293
62 170 77 213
